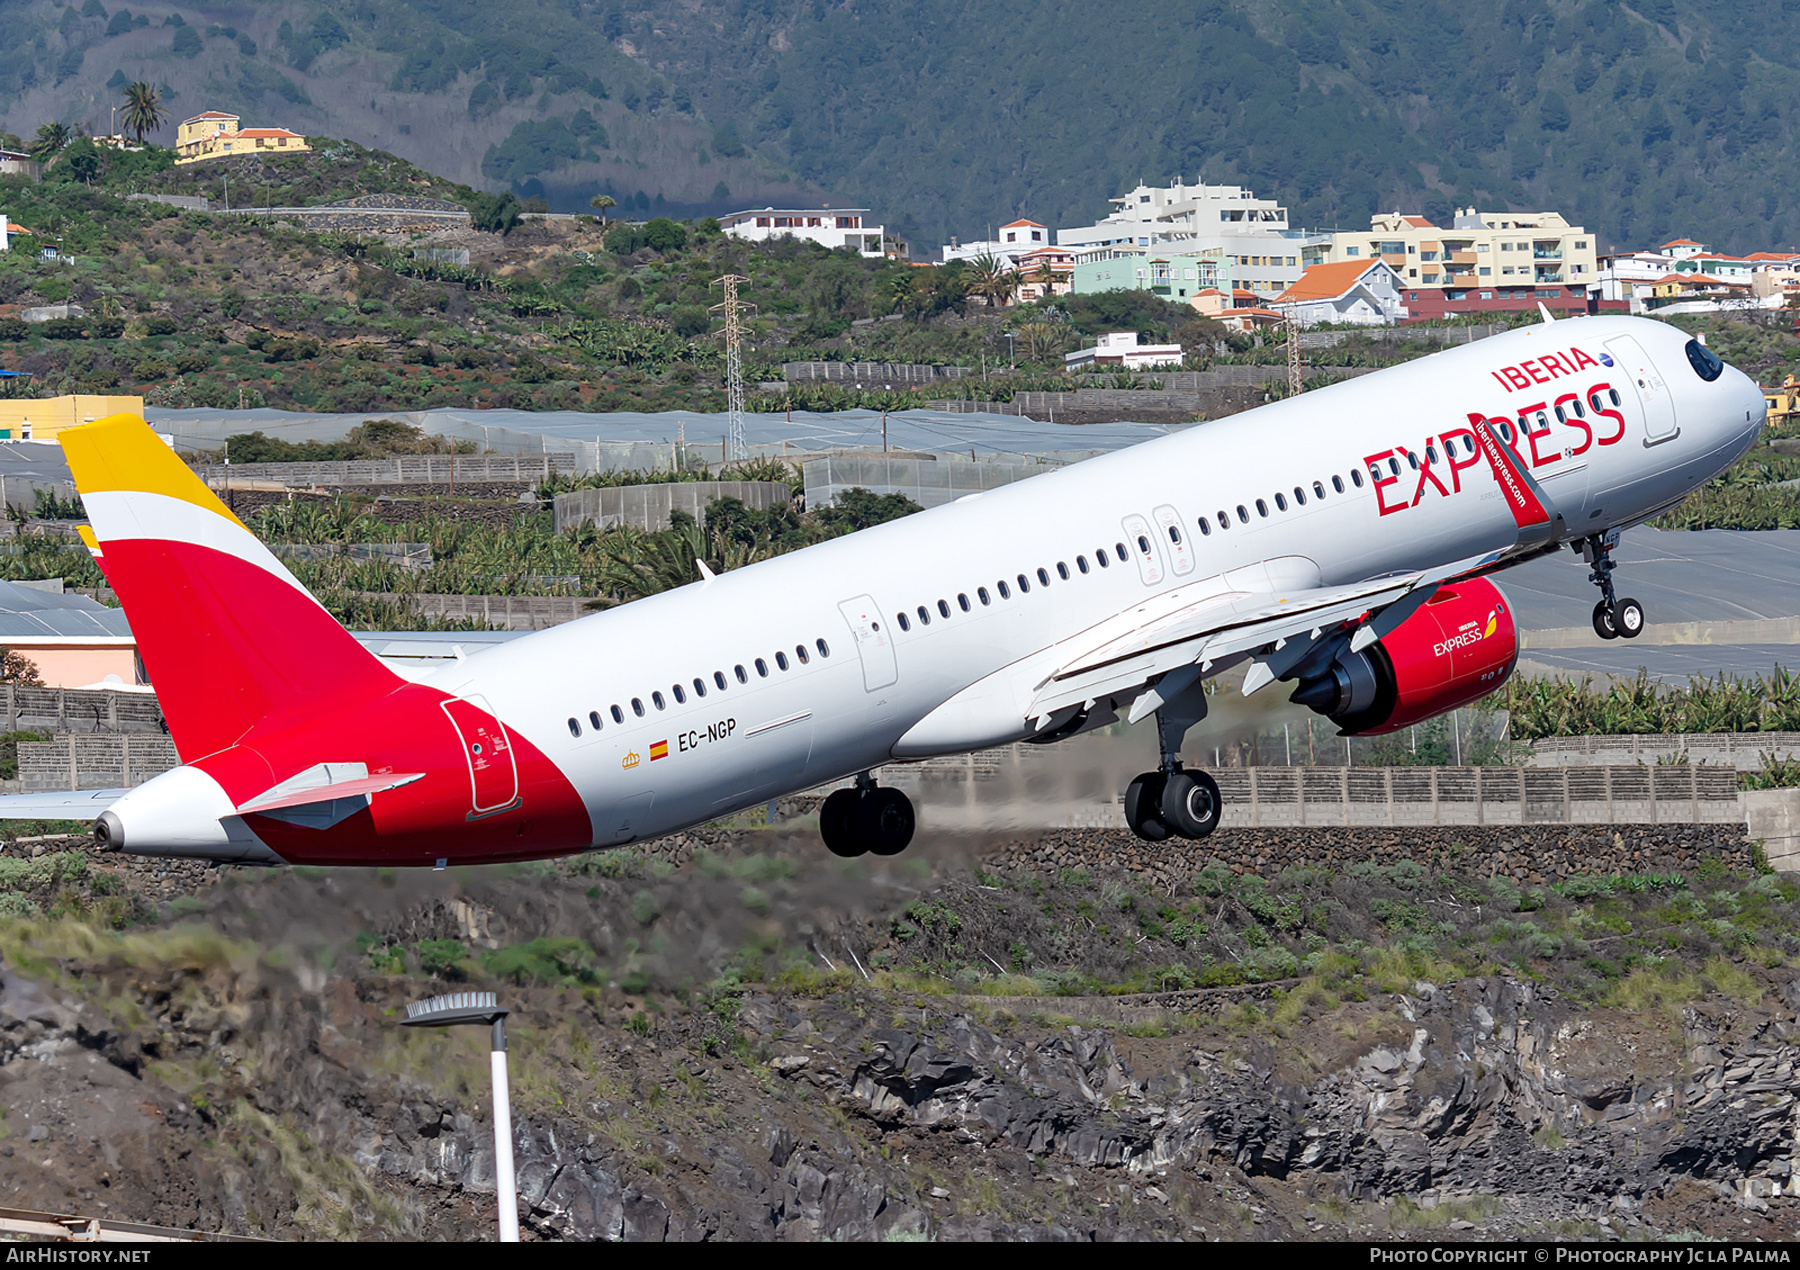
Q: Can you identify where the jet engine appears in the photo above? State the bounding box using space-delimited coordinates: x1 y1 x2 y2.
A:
1289 578 1518 736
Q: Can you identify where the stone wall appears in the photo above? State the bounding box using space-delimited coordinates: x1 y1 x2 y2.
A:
194 454 575 487
975 823 1759 892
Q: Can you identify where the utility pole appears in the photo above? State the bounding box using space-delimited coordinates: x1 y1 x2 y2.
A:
710 274 755 462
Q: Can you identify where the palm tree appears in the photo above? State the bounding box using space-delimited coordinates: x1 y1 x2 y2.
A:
120 82 168 144
28 122 68 160
588 193 617 225
967 253 1005 308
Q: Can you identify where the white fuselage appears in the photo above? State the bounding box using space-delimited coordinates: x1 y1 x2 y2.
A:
417 316 1764 846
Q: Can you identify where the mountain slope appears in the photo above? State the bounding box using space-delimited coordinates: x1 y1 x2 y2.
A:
3 1 1798 252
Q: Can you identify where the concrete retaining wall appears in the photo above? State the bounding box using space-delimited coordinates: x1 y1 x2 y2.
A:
1530 732 1800 770
0 687 164 735
19 734 179 793
802 455 1049 510
552 481 791 533
361 593 594 630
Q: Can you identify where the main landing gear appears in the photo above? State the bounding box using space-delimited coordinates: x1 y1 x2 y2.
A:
819 772 915 858
1583 532 1644 641
1123 686 1222 842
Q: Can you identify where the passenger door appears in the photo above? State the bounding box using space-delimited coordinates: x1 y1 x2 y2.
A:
1606 336 1678 444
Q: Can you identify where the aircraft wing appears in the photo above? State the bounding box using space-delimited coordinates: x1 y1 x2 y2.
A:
0 789 125 820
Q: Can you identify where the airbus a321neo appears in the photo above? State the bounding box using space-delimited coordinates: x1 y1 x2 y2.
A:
0 314 1763 865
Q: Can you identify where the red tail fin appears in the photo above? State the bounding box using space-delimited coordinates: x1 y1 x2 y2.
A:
61 415 403 761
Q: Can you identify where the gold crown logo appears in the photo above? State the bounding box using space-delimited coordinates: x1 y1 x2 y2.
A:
621 750 640 770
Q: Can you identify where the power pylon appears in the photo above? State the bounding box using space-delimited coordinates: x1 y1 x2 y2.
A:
710 274 755 461
1285 310 1303 398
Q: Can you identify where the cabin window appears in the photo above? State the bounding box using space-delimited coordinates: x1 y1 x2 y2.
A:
734 665 747 684
715 671 728 690
1315 481 1326 499
817 638 831 656
1294 486 1306 505
1572 398 1586 418
1425 446 1438 465
1197 517 1211 535
1057 561 1071 579
1017 573 1031 593
796 644 809 664
897 612 911 631
937 599 951 618
693 677 706 697
917 605 931 625
1096 549 1110 567
1404 453 1417 471
775 651 790 670
652 691 666 710
1136 535 1150 555
755 658 769 677
1333 475 1345 493
590 711 604 730
568 717 581 737
632 698 645 717
958 593 971 611
1350 470 1364 488
978 586 991 605
998 579 1011 599
1237 505 1249 523
1274 493 1287 511
1116 541 1129 559
1076 556 1089 573
1037 567 1051 586
672 684 686 704
611 704 625 724
1256 499 1268 517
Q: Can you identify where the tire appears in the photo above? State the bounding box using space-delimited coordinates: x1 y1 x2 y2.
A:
1591 600 1618 640
1613 598 1645 640
1124 772 1172 842
1161 770 1222 839
820 788 864 857
855 787 915 856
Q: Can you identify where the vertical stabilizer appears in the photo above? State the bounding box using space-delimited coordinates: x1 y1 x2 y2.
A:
60 415 403 761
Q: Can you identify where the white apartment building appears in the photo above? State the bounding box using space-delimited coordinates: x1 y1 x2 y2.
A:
1056 176 1318 300
1306 209 1597 297
0 214 10 252
720 207 887 257
942 218 1053 267
1594 249 1674 308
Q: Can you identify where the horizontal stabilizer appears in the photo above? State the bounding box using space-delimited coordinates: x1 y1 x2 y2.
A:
237 770 426 815
0 789 127 820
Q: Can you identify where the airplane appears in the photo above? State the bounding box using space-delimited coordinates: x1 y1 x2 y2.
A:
0 314 1764 864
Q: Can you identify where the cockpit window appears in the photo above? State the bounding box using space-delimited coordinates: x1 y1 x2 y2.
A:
1685 338 1724 383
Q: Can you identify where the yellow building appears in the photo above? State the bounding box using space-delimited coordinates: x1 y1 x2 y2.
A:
175 111 310 165
1766 374 1800 427
1305 209 1598 296
0 396 144 441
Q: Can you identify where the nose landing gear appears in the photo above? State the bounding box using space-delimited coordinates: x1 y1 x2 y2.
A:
1123 684 1222 842
819 772 915 857
1583 532 1643 641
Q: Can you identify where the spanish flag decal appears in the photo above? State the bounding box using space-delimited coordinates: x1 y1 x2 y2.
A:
650 740 669 761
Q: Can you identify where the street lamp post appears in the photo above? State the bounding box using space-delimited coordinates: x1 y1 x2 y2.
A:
1003 330 1015 367
403 991 518 1242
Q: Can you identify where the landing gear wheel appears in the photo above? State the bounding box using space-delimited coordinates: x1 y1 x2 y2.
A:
1592 600 1619 641
1613 598 1645 639
820 788 864 858
1161 770 1222 840
856 787 915 856
1124 772 1172 842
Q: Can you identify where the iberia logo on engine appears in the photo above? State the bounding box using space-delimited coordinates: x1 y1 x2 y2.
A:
1435 606 1502 658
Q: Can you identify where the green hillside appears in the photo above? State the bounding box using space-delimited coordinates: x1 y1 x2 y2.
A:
2 2 1797 252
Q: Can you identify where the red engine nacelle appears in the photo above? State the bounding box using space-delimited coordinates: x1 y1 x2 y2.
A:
1288 577 1518 736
